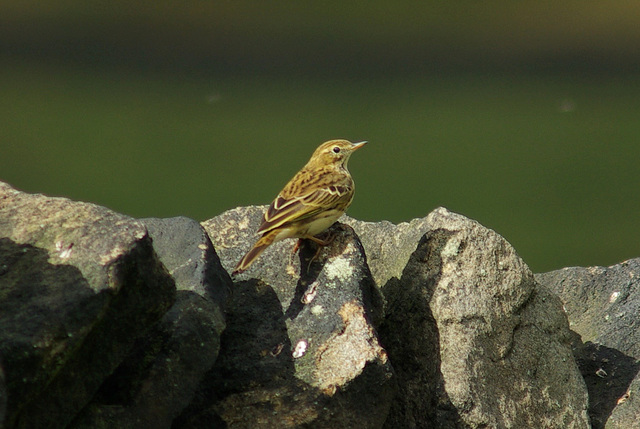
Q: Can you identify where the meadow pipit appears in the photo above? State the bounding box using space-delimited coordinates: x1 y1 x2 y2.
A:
233 139 367 274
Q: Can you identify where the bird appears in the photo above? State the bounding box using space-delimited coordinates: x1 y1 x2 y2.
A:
233 139 367 275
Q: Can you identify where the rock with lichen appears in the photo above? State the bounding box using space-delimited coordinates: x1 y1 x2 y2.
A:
183 208 393 428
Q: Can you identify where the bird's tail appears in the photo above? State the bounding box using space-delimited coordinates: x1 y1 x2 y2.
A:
233 232 277 275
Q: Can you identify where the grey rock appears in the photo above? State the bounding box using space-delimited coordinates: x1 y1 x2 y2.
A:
385 207 590 428
536 259 640 359
187 206 393 428
342 215 432 293
1 179 619 428
142 216 231 307
0 182 176 429
537 258 640 429
606 371 640 428
70 216 231 428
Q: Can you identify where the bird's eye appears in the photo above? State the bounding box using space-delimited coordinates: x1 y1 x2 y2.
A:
332 146 341 153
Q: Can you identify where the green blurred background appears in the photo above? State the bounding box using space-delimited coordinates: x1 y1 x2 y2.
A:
2 1 639 272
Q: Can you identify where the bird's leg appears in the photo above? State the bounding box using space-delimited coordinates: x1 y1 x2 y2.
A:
291 233 330 256
308 245 324 270
290 238 323 273
292 238 304 254
305 232 335 247
303 231 338 272
287 239 304 269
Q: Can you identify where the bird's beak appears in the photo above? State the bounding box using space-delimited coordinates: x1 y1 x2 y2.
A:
351 141 367 150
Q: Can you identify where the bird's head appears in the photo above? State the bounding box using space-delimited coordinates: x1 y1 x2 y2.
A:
307 139 367 169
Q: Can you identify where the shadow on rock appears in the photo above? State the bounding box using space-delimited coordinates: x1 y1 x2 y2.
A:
0 236 175 429
173 279 297 427
380 229 461 428
571 339 640 429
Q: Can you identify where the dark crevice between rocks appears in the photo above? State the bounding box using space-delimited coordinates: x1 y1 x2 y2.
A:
571 339 640 429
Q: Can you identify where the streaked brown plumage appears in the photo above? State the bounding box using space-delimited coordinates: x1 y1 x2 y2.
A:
233 139 366 275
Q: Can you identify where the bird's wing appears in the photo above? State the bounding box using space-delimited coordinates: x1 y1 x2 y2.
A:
257 184 352 234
